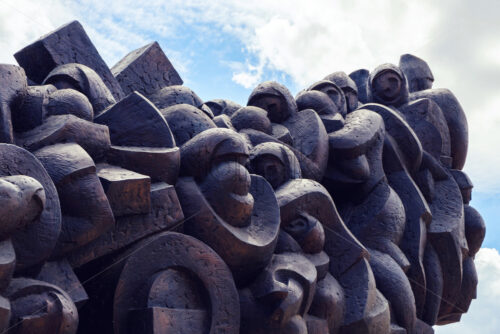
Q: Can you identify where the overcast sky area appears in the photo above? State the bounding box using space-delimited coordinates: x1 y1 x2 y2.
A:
1 0 498 332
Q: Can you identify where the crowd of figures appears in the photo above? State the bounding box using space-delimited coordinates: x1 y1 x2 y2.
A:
0 20 485 334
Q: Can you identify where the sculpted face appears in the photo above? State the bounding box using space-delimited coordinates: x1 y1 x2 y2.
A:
251 154 287 189
311 82 346 117
249 94 289 124
372 69 403 102
282 211 325 254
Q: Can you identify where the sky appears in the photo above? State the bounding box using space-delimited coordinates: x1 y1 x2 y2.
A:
1 0 499 332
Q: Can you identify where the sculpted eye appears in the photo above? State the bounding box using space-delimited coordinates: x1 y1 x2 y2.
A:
284 217 308 236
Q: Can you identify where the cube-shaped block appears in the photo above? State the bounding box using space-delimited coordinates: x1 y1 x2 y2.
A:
97 164 151 217
14 21 124 100
112 42 183 97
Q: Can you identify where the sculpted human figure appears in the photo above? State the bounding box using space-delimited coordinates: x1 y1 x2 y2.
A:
249 142 341 332
248 142 301 190
361 103 430 318
396 91 470 325
368 63 409 108
149 85 214 118
0 174 46 331
437 169 485 324
326 107 416 333
247 81 329 181
0 154 79 334
0 20 487 334
34 143 115 257
366 63 473 327
175 128 281 286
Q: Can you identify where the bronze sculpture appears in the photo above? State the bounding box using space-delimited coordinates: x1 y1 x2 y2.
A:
0 20 485 334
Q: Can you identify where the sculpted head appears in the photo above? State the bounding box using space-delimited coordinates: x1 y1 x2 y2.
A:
249 142 301 189
282 210 325 254
180 128 249 180
324 71 359 112
308 80 347 117
399 54 434 92
369 63 409 107
248 81 298 123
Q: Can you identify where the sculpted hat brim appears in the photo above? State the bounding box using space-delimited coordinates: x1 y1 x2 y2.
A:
275 178 367 277
176 174 280 285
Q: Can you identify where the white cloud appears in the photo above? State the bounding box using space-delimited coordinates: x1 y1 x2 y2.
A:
0 0 73 63
1 0 499 193
225 0 440 88
0 3 498 334
464 97 500 193
435 248 500 334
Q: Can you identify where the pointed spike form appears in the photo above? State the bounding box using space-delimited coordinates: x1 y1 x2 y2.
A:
112 42 183 97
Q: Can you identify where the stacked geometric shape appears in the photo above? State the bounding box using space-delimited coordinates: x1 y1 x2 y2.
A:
0 21 484 334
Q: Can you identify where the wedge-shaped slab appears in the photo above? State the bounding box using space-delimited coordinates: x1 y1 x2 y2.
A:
383 137 430 319
108 146 180 185
421 154 467 318
399 98 451 167
14 20 124 100
112 42 183 97
363 103 423 174
339 259 391 334
97 164 151 217
0 65 27 143
95 92 175 148
68 182 184 267
17 115 110 162
410 88 468 170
